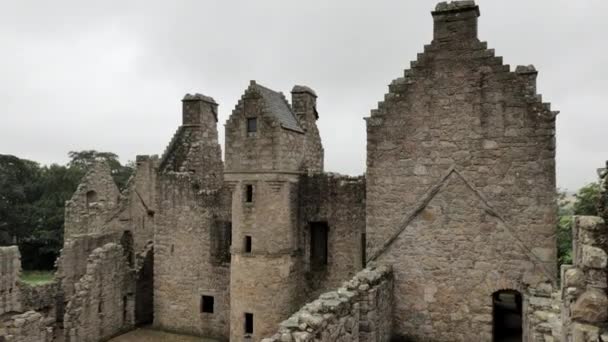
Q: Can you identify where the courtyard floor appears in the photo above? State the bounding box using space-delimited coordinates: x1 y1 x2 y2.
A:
108 328 220 342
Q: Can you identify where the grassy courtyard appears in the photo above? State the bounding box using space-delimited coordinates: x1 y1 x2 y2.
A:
20 270 55 285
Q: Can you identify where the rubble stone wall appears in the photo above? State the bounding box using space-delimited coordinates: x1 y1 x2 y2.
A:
56 232 119 299
18 281 59 314
299 173 366 297
63 243 134 342
559 216 608 341
0 311 49 342
0 246 22 315
261 265 393 342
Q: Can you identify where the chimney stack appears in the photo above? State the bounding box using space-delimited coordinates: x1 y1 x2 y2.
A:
431 1 480 43
182 93 218 126
291 85 318 131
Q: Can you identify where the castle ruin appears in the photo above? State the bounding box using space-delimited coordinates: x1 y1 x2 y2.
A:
2 2 608 341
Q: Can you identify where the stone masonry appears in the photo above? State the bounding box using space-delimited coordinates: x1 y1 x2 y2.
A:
6 1 601 342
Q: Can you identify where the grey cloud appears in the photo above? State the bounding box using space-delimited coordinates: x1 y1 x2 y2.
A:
0 0 605 191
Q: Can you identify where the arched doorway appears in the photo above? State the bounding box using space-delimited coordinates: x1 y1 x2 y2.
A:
492 290 522 342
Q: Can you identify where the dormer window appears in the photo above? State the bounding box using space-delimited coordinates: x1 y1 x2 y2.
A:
247 118 257 135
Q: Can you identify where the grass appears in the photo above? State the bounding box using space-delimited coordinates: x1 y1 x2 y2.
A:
20 270 55 285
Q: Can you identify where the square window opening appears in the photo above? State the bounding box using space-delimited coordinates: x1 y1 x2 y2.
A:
201 295 214 313
247 118 257 133
245 312 254 334
245 236 252 253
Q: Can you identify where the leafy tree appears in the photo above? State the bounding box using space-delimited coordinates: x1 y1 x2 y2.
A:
556 189 574 266
0 155 42 246
556 182 602 268
573 182 600 216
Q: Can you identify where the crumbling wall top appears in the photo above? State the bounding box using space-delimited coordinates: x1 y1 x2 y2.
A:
433 1 478 14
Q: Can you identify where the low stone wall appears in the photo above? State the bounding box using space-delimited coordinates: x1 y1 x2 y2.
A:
262 264 393 342
0 246 22 315
18 281 60 314
0 311 49 342
63 243 135 342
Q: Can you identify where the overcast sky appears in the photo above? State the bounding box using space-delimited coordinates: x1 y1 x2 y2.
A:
0 1 606 191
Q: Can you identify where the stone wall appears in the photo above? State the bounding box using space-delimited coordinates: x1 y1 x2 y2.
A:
0 311 49 342
365 2 557 340
299 173 366 296
153 174 230 340
261 264 393 342
559 216 608 341
56 232 119 299
63 243 134 342
18 281 59 315
111 154 158 254
64 162 120 239
0 246 22 316
227 173 301 342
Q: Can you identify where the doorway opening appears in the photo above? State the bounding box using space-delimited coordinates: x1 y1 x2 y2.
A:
492 290 522 342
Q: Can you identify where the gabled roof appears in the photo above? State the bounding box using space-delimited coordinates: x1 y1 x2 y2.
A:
252 82 304 133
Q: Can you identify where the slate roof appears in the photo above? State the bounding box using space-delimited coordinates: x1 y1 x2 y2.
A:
253 83 304 133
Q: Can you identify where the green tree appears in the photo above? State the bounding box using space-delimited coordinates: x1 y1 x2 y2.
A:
556 182 602 268
0 155 42 246
556 188 574 266
573 182 601 216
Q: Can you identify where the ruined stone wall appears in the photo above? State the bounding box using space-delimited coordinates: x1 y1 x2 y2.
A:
0 311 49 342
0 246 22 315
153 174 230 340
18 281 59 316
261 265 393 342
56 232 119 299
111 155 158 254
365 2 557 340
559 216 608 341
63 243 134 342
64 162 120 239
299 173 366 297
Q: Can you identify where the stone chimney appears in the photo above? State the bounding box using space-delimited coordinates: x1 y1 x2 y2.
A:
431 1 480 43
182 93 218 126
291 85 318 131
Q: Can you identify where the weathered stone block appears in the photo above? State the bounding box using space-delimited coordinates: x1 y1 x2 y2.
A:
571 289 608 323
582 245 608 269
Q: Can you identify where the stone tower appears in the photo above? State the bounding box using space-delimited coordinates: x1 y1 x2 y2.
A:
225 81 320 341
153 93 231 339
365 1 558 340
